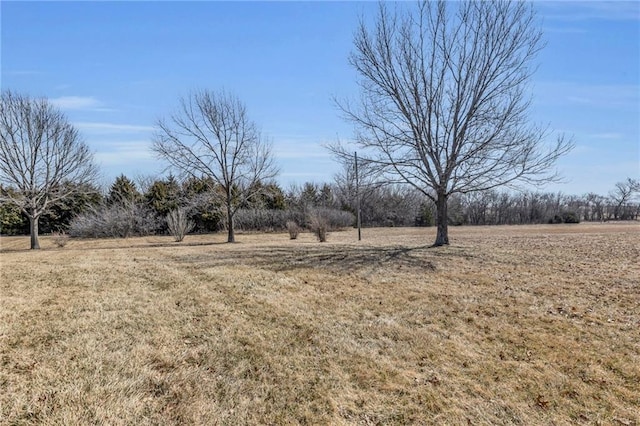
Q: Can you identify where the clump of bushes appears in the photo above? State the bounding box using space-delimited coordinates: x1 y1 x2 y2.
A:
308 207 354 231
286 221 300 239
69 202 158 238
562 211 580 224
51 231 69 248
304 208 355 242
309 213 329 242
234 209 289 232
232 207 353 240
548 211 580 224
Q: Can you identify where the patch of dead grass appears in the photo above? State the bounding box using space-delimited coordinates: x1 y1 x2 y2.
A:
1 222 639 424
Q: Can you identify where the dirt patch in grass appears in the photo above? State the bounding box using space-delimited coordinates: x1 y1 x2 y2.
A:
1 223 639 425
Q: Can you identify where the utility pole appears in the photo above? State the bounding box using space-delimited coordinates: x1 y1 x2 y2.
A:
355 151 362 241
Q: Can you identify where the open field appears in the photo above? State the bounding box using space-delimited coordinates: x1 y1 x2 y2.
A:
1 223 639 425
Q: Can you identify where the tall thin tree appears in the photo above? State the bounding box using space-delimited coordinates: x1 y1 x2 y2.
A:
152 89 278 243
333 1 573 246
0 91 98 249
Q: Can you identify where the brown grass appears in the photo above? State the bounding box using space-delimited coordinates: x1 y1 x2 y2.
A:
1 223 639 425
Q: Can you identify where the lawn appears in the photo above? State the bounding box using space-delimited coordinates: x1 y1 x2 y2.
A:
1 223 639 425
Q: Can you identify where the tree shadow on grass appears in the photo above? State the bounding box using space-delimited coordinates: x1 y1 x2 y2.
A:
176 244 438 274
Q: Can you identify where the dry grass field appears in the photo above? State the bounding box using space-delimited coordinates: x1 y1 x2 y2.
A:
1 223 639 425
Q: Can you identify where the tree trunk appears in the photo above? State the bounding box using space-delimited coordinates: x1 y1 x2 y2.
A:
29 215 40 250
226 203 235 243
433 192 449 247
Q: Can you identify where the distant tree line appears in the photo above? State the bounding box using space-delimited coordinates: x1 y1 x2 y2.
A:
2 175 638 237
0 88 634 247
449 181 640 225
0 175 353 237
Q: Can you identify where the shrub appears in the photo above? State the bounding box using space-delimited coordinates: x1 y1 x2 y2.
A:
51 231 69 248
69 202 159 238
548 212 580 224
166 208 195 242
286 221 300 239
234 209 289 232
308 208 354 231
415 203 435 227
562 211 580 224
308 212 329 242
548 214 563 224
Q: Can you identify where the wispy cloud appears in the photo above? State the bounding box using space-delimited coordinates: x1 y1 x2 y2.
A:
53 84 72 91
588 132 623 140
50 96 103 110
93 141 155 166
534 82 639 109
75 121 155 134
4 70 43 76
281 172 331 179
538 1 640 22
542 26 587 34
273 138 330 160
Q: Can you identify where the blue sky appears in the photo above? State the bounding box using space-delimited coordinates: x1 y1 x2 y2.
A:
1 1 638 195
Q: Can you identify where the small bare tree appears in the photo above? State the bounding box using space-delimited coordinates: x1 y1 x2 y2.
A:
153 90 278 243
333 1 573 246
0 91 98 249
166 208 195 242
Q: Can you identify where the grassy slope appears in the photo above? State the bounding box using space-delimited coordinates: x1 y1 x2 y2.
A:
1 223 639 425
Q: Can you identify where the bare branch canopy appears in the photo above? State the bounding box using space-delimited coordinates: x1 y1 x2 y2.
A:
332 0 573 246
0 90 98 249
152 89 278 243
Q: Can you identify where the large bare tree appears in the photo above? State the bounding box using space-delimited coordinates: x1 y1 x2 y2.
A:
609 178 640 220
333 1 573 246
0 91 98 249
153 90 278 243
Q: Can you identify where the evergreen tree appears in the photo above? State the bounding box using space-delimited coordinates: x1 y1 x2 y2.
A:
107 175 140 205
